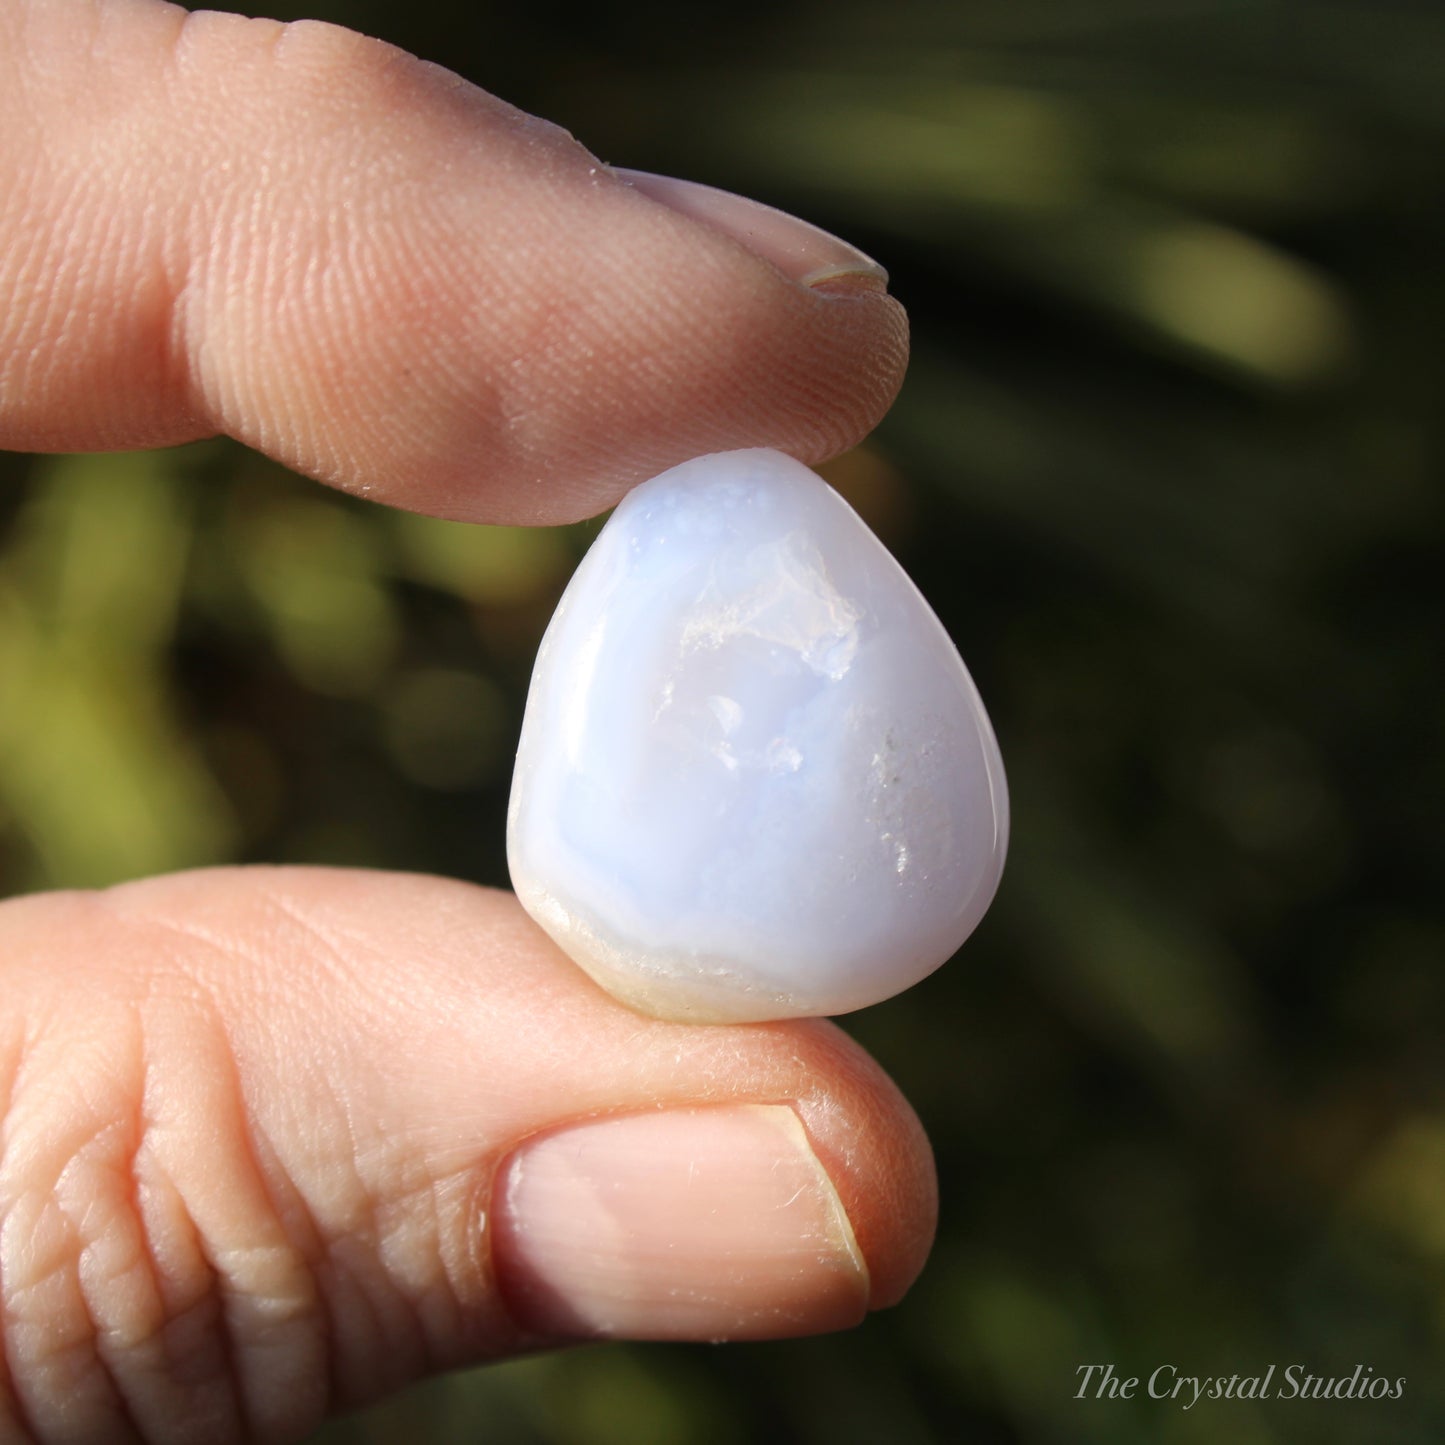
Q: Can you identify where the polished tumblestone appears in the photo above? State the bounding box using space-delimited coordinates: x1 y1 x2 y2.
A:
507 448 1008 1023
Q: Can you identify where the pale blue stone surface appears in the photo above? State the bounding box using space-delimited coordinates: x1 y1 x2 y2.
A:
507 448 1008 1022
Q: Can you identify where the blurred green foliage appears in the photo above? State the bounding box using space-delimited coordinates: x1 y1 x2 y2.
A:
3 0 1444 1440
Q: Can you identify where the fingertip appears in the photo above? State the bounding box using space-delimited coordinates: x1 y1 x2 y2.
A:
785 1019 938 1311
298 164 910 525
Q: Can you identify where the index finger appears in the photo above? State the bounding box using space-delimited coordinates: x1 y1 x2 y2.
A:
0 0 907 523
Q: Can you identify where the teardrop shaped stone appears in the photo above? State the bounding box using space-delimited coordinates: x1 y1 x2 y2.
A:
508 448 1008 1023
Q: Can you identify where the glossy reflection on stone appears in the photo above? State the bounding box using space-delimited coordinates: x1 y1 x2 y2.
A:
507 448 1008 1023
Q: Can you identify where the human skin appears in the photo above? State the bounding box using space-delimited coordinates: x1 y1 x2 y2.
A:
0 2 929 1442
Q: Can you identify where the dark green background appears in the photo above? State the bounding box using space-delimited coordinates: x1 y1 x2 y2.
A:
2 1 1442 1440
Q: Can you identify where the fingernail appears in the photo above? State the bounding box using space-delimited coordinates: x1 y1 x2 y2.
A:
615 168 888 292
494 1104 870 1341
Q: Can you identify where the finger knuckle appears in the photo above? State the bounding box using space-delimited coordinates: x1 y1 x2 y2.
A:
0 897 323 1442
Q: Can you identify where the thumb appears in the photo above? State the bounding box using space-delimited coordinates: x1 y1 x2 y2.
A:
0 0 907 523
0 868 935 1443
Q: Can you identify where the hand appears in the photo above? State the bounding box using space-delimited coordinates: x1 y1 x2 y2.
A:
0 3 927 1443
